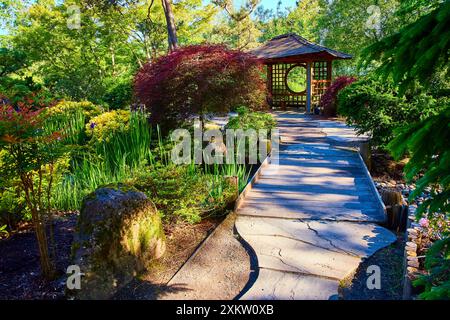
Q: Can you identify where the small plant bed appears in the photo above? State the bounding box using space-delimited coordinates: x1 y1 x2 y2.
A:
0 213 77 300
0 212 225 300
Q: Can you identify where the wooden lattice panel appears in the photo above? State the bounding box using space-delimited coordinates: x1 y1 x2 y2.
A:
267 61 332 110
312 61 331 106
269 63 307 109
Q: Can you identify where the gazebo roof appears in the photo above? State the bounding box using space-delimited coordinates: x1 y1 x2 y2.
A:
251 33 352 62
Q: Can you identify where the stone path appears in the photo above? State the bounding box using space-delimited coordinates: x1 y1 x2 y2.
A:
158 212 252 300
235 111 396 300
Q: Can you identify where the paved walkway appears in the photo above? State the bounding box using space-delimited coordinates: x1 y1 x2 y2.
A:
235 111 396 300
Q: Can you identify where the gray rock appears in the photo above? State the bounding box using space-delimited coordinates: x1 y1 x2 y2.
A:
69 184 165 300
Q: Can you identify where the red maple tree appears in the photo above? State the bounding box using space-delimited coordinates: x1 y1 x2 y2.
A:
134 45 268 130
320 76 357 117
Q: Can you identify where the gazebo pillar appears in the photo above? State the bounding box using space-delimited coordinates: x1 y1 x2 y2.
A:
306 62 312 114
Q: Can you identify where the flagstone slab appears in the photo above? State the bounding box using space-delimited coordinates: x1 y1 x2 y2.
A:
240 269 340 300
235 216 396 258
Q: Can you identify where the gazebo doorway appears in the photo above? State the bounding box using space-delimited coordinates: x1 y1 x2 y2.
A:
251 33 352 113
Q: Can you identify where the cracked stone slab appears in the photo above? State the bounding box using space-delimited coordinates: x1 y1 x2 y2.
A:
236 216 396 259
236 218 362 279
240 269 339 300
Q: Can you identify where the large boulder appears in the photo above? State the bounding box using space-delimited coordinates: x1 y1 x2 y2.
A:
69 184 165 299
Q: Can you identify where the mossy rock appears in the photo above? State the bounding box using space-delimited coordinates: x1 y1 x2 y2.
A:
68 183 165 300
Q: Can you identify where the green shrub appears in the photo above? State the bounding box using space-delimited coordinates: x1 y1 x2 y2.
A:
0 183 28 230
337 78 440 147
47 101 103 121
102 80 133 110
388 104 450 218
413 236 450 300
44 101 104 145
226 107 276 131
130 164 237 224
86 110 130 143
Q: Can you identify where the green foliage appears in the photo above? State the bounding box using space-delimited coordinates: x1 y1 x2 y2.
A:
0 102 68 278
256 0 325 43
0 224 8 238
361 1 449 300
53 111 152 210
226 107 276 131
337 77 440 147
361 1 450 94
0 47 27 77
86 110 131 143
388 105 450 218
102 79 133 110
413 236 450 300
204 162 252 194
4 0 218 103
319 0 402 74
0 184 28 230
0 151 28 230
129 163 237 224
47 101 103 121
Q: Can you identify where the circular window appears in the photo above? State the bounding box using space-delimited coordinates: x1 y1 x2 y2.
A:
286 65 307 93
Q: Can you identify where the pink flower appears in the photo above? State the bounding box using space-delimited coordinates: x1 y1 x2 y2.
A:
419 218 429 228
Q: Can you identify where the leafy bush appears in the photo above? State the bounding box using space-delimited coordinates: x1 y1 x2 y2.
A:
337 78 440 147
320 76 356 117
102 79 133 110
226 106 276 131
53 111 152 210
129 164 237 224
86 110 131 143
47 101 103 120
0 186 28 229
134 45 267 131
0 151 28 230
391 107 450 298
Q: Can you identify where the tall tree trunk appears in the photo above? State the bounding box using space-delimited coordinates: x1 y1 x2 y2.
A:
161 0 178 52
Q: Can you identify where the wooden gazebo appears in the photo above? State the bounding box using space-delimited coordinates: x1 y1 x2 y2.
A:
251 33 352 113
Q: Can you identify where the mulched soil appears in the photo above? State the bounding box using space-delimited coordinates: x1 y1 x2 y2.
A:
0 213 77 300
0 211 223 300
339 234 405 300
371 151 407 182
113 216 223 300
